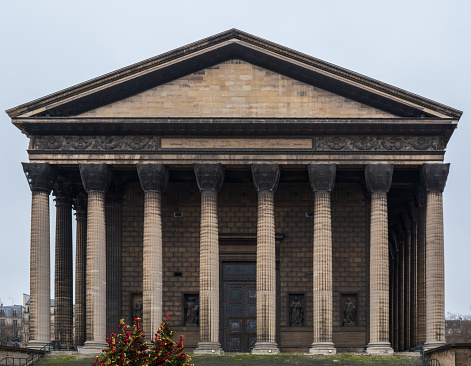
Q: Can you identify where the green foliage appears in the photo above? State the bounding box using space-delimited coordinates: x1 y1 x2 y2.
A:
93 315 193 366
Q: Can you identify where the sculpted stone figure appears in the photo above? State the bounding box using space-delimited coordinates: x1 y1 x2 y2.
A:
289 296 304 326
342 297 356 326
134 300 143 319
185 297 199 325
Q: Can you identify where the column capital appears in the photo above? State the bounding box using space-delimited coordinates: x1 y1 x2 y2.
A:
422 163 450 193
194 164 224 192
22 163 56 194
79 164 112 193
365 164 394 193
251 164 280 193
137 163 168 193
53 181 73 206
308 163 336 192
73 193 87 220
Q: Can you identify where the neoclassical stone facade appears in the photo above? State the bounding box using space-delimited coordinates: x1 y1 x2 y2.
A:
7 29 462 353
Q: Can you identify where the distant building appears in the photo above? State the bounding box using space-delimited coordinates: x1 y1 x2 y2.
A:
0 301 27 347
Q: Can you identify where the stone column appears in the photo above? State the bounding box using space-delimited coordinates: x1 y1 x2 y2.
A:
308 164 336 355
402 213 411 350
73 193 87 346
397 228 405 351
194 164 224 354
137 164 168 340
365 164 394 354
22 163 56 348
79 164 111 351
415 185 427 344
105 183 124 336
408 202 419 348
422 163 449 350
53 182 73 346
251 164 280 354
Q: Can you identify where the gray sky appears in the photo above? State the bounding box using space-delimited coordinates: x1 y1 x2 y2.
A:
0 1 469 315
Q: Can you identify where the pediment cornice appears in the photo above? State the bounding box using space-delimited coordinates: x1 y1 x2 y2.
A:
6 29 462 120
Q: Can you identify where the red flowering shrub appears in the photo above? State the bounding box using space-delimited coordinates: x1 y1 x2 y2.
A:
93 315 193 366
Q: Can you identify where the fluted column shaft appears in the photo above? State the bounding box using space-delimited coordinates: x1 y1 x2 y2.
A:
53 185 73 345
194 164 224 354
308 163 336 355
80 164 111 350
398 237 405 350
252 164 280 354
138 164 168 339
200 190 219 342
23 163 56 348
74 195 87 346
409 203 418 348
256 190 276 342
31 192 51 344
404 226 411 350
106 187 123 337
417 198 426 344
87 191 106 342
422 163 449 350
365 164 394 354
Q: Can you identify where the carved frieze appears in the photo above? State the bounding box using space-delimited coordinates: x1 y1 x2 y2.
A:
31 136 158 151
315 136 444 151
29 135 444 152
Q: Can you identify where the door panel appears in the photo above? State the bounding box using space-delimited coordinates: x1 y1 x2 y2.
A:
222 262 256 352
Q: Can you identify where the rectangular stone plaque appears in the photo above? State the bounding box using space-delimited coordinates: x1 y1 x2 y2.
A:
160 138 312 149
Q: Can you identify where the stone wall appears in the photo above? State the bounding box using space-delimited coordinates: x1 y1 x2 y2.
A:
79 60 395 119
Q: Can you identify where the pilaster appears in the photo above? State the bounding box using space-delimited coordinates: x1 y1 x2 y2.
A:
365 164 394 354
22 163 56 348
137 164 168 339
79 163 111 351
251 164 280 354
194 164 224 354
308 164 336 355
422 163 449 350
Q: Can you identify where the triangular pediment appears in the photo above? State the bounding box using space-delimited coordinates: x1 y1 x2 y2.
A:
7 29 461 120
78 60 396 118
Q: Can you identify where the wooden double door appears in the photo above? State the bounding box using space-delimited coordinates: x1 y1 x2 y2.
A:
222 262 257 352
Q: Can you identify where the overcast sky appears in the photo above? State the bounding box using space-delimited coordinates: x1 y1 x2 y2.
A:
0 1 469 315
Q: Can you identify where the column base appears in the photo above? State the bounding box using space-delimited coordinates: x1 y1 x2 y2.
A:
28 340 51 350
366 342 394 354
79 341 108 354
309 342 336 355
194 342 224 354
252 342 279 354
424 341 446 351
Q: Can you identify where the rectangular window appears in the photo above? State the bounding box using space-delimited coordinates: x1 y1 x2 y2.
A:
12 310 17 317
13 320 18 327
0 319 5 326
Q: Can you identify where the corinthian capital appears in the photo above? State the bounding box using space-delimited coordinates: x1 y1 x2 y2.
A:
251 164 280 193
308 163 336 192
22 163 56 193
137 164 168 193
79 164 112 193
365 164 394 193
422 163 450 193
194 164 224 192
